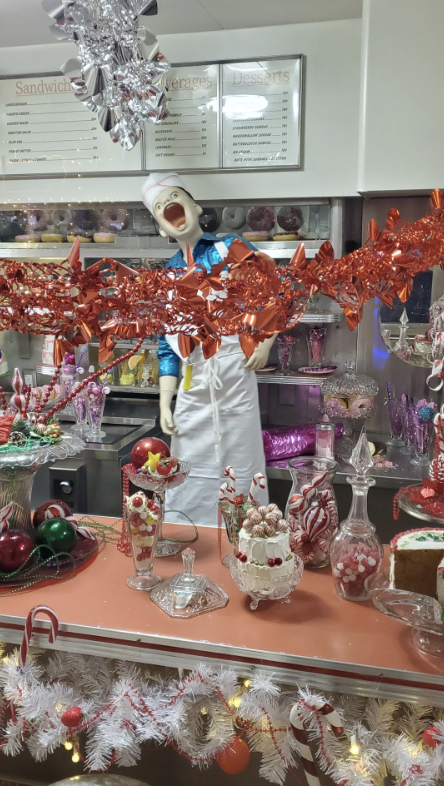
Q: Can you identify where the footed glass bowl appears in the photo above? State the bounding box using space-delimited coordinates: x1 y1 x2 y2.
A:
229 554 304 610
365 572 444 658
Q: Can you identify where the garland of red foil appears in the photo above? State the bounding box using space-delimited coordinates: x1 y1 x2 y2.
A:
1 190 444 359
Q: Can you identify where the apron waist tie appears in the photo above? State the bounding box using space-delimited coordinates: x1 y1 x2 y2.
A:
202 356 223 461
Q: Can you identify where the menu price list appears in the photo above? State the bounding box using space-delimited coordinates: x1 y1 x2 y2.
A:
145 64 219 170
0 75 139 176
222 58 301 169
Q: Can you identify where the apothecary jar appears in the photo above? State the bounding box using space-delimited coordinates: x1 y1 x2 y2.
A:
285 457 338 568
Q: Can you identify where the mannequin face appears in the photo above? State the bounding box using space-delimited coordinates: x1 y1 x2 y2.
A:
152 186 203 242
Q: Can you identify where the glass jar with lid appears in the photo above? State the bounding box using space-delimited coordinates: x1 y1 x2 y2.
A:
320 360 378 421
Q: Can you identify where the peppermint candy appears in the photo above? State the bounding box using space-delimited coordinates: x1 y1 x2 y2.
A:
303 503 331 540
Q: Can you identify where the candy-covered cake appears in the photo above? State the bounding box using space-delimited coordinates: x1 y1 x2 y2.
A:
390 527 444 599
234 504 295 593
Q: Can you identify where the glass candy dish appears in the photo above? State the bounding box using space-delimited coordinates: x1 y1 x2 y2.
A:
321 361 379 456
150 548 228 617
125 462 191 556
229 552 304 610
365 572 444 659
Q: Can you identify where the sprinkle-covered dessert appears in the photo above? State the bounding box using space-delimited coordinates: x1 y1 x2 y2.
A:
126 491 159 565
390 527 444 599
140 451 179 478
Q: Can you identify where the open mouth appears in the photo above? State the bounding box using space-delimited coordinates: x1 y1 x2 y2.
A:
163 202 186 230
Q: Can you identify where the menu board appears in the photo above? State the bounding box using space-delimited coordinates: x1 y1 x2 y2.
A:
0 75 140 176
222 58 301 169
145 64 219 170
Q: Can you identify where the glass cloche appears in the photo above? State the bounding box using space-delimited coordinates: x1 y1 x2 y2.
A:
321 360 378 422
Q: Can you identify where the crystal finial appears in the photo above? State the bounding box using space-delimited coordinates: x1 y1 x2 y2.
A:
399 308 409 328
349 428 374 476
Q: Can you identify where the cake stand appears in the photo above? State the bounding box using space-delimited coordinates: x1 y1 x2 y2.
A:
396 485 444 525
365 573 444 658
229 554 304 610
125 463 191 556
0 434 86 535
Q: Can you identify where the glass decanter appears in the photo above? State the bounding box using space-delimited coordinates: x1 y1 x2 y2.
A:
330 430 383 601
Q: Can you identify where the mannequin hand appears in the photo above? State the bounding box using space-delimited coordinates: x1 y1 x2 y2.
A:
244 334 277 371
160 406 178 435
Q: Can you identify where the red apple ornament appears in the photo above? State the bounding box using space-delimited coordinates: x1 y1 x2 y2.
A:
0 530 34 573
33 499 72 528
130 437 170 469
216 737 251 774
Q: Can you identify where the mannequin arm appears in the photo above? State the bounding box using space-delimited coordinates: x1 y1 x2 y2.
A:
159 375 178 435
244 334 278 371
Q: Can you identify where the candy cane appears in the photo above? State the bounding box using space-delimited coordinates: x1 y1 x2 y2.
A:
248 472 265 503
290 700 343 786
19 606 59 667
224 466 236 502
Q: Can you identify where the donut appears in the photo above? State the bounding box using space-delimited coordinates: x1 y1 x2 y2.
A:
41 233 64 242
242 231 269 242
67 234 92 243
246 206 275 232
74 209 99 231
15 234 40 242
222 207 245 230
273 233 299 241
27 209 50 232
93 232 115 243
277 206 304 233
198 207 220 234
349 396 374 411
325 396 348 411
101 207 127 232
52 209 72 229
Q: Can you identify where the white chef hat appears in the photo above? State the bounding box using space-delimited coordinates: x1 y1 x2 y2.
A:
142 172 188 214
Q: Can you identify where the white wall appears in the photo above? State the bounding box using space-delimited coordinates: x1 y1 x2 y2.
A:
0 19 361 204
358 0 444 195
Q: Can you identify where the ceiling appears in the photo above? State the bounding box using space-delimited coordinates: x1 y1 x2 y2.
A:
0 0 362 46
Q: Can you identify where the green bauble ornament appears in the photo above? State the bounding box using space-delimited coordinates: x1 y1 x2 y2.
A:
35 517 77 554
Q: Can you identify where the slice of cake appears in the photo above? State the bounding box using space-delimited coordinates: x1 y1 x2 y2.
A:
235 504 295 594
390 528 444 599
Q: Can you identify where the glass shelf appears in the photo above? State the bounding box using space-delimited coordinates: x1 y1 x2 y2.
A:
256 372 331 386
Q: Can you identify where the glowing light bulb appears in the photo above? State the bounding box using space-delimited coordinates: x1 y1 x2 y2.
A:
64 741 73 751
72 752 80 763
231 696 242 709
200 707 208 716
350 743 360 755
243 679 251 688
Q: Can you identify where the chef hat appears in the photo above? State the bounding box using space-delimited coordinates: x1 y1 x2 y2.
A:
142 172 188 214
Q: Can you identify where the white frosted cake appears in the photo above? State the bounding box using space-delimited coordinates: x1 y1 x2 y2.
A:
234 504 295 593
390 527 444 599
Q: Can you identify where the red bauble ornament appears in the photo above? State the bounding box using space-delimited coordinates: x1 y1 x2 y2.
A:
130 437 170 469
61 706 83 728
423 726 441 748
216 737 251 774
0 529 34 573
33 499 72 528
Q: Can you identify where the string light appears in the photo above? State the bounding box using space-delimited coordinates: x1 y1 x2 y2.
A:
350 734 360 756
243 679 251 688
200 707 208 716
71 752 80 763
228 695 242 709
64 741 73 751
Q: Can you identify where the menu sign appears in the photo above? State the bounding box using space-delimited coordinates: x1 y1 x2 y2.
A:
0 75 139 176
145 64 219 170
221 58 301 169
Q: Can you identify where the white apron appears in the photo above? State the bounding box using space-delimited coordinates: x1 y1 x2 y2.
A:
163 334 268 527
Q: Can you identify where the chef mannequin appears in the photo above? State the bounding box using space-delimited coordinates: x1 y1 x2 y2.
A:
142 173 276 526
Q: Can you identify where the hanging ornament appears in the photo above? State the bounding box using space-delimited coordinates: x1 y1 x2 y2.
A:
35 518 77 554
61 706 83 728
422 726 441 748
42 0 170 150
216 737 251 774
0 530 35 573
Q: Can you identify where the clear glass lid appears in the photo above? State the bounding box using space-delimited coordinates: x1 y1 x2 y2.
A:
320 360 379 398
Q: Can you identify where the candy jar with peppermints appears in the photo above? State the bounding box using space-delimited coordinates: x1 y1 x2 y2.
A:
330 428 383 601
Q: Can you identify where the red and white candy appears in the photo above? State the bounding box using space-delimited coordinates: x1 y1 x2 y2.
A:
303 503 330 540
332 546 379 597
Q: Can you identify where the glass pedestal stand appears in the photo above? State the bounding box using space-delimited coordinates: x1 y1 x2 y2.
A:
125 463 191 557
0 435 86 535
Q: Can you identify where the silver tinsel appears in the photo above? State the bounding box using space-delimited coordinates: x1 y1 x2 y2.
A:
42 0 170 150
